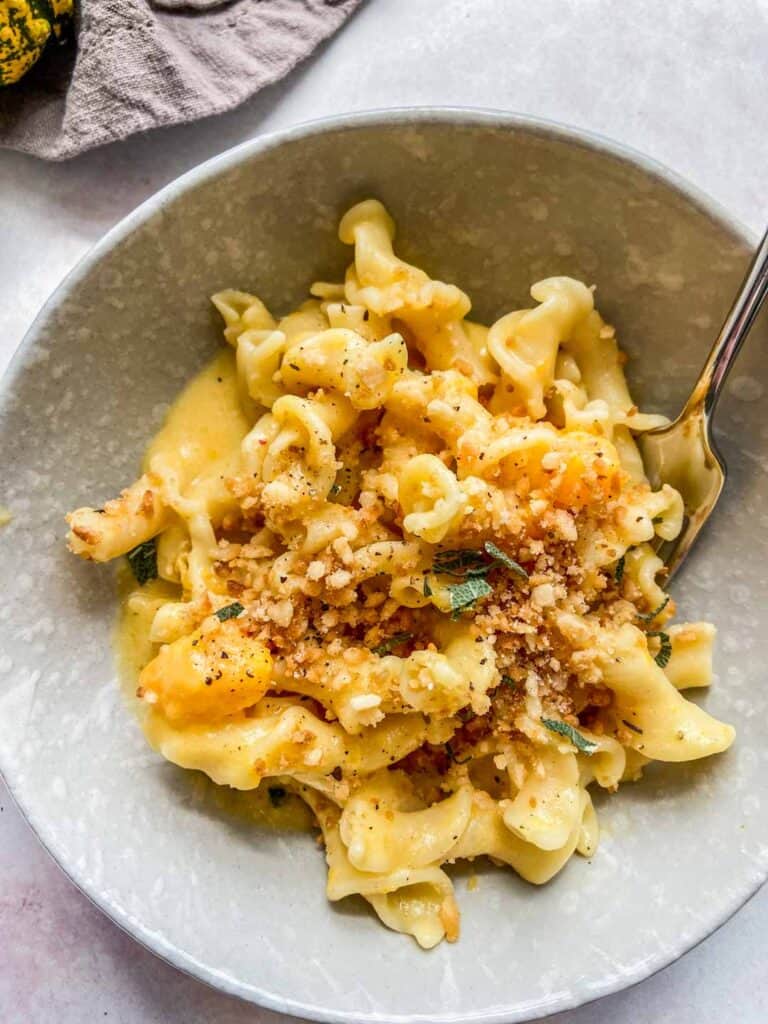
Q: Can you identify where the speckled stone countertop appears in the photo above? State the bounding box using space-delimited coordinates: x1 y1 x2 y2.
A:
1 1 767 1021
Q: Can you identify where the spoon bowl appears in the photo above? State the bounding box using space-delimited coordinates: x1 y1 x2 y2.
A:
640 226 768 576
640 404 725 576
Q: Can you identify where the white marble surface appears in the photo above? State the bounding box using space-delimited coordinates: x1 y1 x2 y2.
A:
1 1 766 1021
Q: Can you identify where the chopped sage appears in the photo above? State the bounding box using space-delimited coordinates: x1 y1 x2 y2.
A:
126 538 158 586
448 576 493 619
431 542 528 582
372 632 414 657
541 717 597 755
483 541 529 579
646 630 672 668
428 540 526 619
215 601 244 622
432 548 489 577
637 595 670 622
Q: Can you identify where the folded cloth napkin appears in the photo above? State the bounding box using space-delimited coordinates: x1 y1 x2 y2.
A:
0 0 362 160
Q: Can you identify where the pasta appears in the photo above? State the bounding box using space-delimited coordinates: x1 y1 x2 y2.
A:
66 199 735 948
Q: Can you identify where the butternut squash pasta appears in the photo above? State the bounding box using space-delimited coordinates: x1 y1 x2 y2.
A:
66 199 734 948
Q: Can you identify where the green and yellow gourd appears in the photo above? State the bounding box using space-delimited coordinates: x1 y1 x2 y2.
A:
0 0 74 87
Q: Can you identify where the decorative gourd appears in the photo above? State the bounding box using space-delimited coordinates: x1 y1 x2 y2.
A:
0 0 73 87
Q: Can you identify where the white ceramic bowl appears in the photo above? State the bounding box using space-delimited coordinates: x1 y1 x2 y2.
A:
1 110 766 1024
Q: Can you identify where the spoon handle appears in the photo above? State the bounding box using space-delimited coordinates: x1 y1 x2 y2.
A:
687 226 768 418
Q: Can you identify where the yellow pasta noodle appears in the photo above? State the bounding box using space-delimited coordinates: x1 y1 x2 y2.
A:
66 199 734 947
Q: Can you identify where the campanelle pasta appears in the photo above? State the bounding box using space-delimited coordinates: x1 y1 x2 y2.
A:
66 199 735 948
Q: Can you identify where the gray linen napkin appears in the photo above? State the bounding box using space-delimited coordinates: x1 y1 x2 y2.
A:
0 0 362 160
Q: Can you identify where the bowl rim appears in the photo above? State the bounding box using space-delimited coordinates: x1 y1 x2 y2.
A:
0 106 762 1024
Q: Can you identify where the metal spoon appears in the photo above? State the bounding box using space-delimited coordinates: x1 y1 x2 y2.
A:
640 226 768 577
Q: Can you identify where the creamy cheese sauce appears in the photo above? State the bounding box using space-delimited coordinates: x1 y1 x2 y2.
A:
143 347 250 484
115 349 312 833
